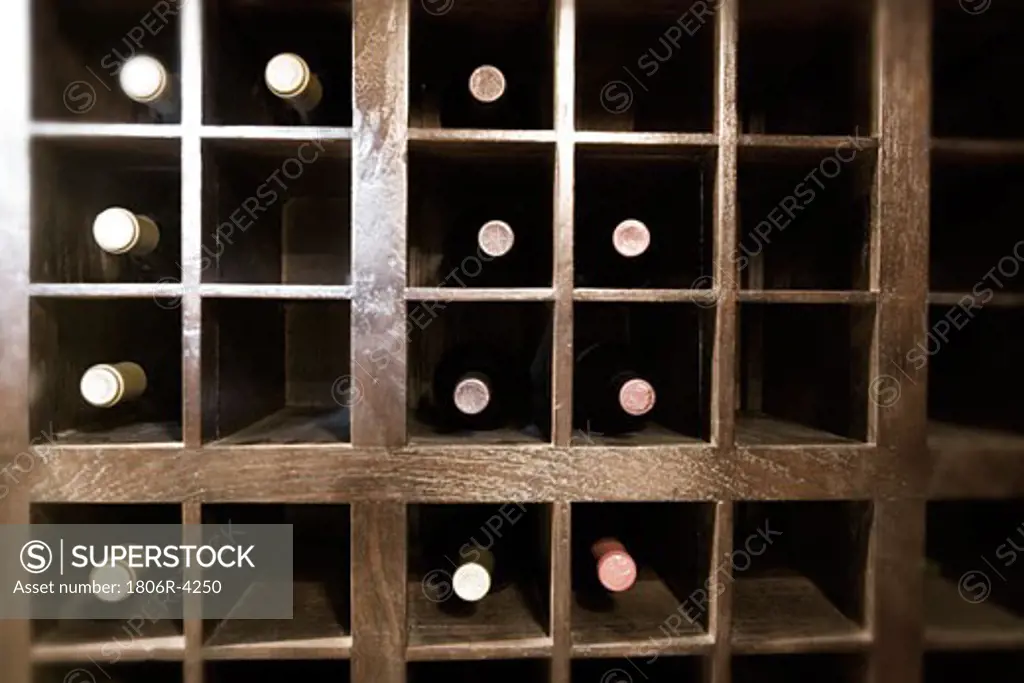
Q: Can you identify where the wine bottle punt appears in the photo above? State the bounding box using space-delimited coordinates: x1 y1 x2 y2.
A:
80 362 148 408
592 537 637 593
92 207 160 256
119 55 177 118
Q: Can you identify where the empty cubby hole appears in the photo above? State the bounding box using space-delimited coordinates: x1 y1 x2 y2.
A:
573 303 713 445
575 0 714 132
31 138 181 284
408 141 554 288
731 502 871 646
733 654 867 683
925 652 1024 683
204 0 351 126
32 0 180 123
202 504 350 648
926 306 1024 451
409 660 549 683
737 146 874 291
933 0 1024 140
208 661 349 683
30 298 182 444
409 0 553 129
930 158 1024 293
31 504 183 648
573 657 704 682
925 500 1024 641
202 138 351 285
408 504 550 647
571 503 713 645
36 664 182 683
738 0 871 135
575 145 715 289
737 303 874 445
201 298 351 444
407 301 552 444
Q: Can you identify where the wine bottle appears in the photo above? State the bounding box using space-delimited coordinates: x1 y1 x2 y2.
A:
477 219 515 258
89 560 137 603
441 64 514 128
468 65 507 105
612 219 651 259
431 344 519 432
80 362 148 408
92 207 160 256
574 343 656 436
119 55 177 119
576 213 658 287
265 52 323 123
592 537 637 593
452 546 495 603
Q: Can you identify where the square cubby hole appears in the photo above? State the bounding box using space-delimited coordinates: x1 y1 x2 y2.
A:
31 138 181 284
202 505 350 649
571 503 713 646
737 146 874 291
31 504 183 649
732 502 871 647
37 664 182 683
931 158 1024 294
408 142 553 288
30 298 182 444
925 652 1024 683
407 301 552 444
738 0 870 135
737 303 874 445
410 0 553 129
32 0 180 123
576 0 714 133
409 660 548 683
733 654 867 683
208 662 348 683
409 504 550 648
934 0 1024 140
202 139 351 285
575 145 714 289
925 500 1024 641
205 0 352 127
572 303 713 445
926 306 1024 452
573 657 704 682
201 299 351 444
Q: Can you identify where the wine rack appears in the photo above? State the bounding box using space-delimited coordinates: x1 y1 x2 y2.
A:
6 0 1024 681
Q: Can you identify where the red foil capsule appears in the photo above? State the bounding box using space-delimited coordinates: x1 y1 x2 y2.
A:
592 537 637 593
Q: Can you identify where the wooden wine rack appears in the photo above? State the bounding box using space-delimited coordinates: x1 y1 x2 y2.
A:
4 0 1024 681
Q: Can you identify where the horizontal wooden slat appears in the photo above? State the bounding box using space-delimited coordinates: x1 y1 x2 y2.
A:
409 128 557 144
29 283 184 298
406 637 552 661
200 125 354 141
573 288 719 303
574 131 718 148
405 287 554 302
30 122 183 138
738 290 877 304
200 284 354 300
